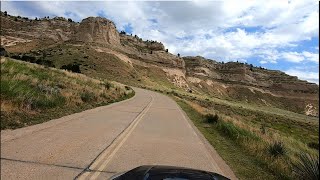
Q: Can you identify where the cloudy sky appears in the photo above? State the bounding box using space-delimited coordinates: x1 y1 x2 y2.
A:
2 0 319 84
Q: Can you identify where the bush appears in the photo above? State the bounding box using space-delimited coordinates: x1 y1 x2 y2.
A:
124 86 131 91
102 82 112 90
268 141 286 157
216 121 240 140
260 123 267 134
307 142 319 150
80 91 96 102
0 47 7 57
36 59 55 67
171 90 178 96
37 84 60 95
32 95 65 109
216 121 259 141
292 152 319 180
60 64 81 73
205 113 219 123
21 55 36 63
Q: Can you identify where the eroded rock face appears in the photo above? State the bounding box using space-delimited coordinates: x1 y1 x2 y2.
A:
0 15 76 44
305 104 318 117
73 17 120 45
147 41 165 51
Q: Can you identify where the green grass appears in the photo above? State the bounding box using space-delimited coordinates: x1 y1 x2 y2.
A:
176 99 281 179
215 120 260 141
175 92 318 144
174 94 319 179
1 58 135 130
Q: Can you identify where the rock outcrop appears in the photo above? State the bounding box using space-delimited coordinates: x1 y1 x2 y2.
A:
1 12 318 116
146 41 165 51
73 17 120 45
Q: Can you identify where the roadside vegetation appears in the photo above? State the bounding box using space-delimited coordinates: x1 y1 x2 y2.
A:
1 57 134 130
175 97 318 180
142 87 318 179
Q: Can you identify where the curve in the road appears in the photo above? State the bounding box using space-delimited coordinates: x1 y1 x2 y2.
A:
1 88 236 180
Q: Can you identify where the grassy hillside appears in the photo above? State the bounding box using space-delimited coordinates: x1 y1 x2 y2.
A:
0 57 134 130
6 43 178 90
171 92 318 179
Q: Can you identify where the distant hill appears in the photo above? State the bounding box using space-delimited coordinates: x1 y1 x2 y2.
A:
1 11 318 117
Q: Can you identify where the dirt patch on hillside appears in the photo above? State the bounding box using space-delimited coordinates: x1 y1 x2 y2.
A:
94 47 133 67
206 79 213 86
1 36 32 47
305 104 318 117
163 68 189 88
248 87 279 97
187 77 202 84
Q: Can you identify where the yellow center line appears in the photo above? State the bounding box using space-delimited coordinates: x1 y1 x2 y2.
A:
78 95 154 180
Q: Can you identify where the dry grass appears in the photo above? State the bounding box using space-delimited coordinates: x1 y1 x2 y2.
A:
1 57 134 130
178 97 318 179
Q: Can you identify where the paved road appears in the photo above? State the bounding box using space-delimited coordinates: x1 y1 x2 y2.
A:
1 88 236 179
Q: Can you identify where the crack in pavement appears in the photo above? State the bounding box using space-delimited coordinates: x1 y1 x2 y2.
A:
1 157 117 174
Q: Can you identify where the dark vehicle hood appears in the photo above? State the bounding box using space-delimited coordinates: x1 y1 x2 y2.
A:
110 165 230 180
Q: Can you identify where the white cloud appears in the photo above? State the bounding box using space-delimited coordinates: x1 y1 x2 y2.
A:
1 0 319 69
280 51 319 63
302 51 319 63
286 69 319 84
281 52 305 63
260 60 268 64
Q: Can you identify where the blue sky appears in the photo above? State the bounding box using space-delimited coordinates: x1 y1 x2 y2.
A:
2 1 319 84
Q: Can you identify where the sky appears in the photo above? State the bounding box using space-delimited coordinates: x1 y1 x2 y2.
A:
2 0 319 84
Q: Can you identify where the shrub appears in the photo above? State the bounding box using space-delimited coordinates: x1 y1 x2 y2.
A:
260 123 267 134
102 82 112 90
60 64 81 73
268 141 286 157
216 121 240 140
124 86 131 91
21 55 36 63
205 113 219 123
171 90 178 96
216 120 259 141
0 47 7 57
80 91 96 102
35 59 55 67
307 142 319 150
37 84 60 95
292 152 319 180
32 95 65 109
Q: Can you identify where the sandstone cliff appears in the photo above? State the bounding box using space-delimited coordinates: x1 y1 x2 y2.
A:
1 12 318 116
72 17 120 45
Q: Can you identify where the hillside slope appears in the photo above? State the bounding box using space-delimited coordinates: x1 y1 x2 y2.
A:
0 57 134 129
0 12 318 117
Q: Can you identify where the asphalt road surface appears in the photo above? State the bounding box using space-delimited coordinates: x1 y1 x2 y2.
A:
1 88 236 179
